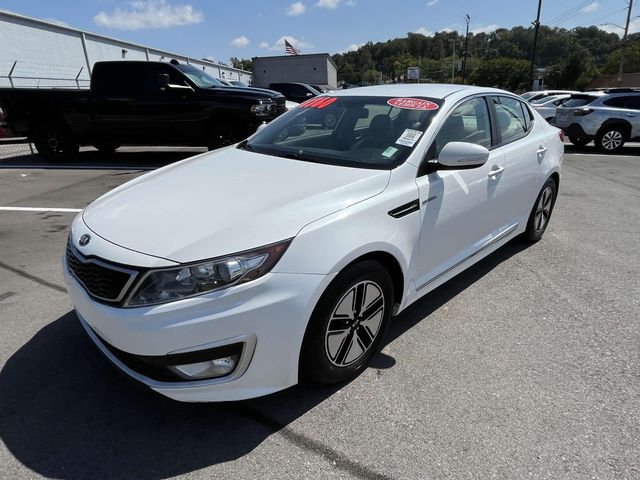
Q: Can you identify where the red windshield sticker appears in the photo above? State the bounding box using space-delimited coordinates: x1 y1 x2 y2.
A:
299 97 337 109
387 98 439 111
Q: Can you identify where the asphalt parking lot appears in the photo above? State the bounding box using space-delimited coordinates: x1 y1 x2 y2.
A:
0 144 638 480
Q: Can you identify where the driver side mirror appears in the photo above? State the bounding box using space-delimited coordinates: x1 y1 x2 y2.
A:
158 73 170 91
435 142 489 170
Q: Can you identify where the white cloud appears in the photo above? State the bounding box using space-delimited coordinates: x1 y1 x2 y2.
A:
346 0 356 5
286 1 306 16
339 43 364 53
94 0 203 30
316 0 340 8
470 24 499 34
599 17 640 36
427 0 439 6
439 26 455 33
583 1 599 12
414 26 433 36
263 35 313 52
230 35 250 48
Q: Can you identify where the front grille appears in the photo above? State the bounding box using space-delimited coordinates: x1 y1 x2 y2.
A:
66 242 137 303
274 98 287 116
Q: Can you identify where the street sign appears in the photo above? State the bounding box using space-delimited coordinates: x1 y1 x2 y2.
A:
407 67 420 80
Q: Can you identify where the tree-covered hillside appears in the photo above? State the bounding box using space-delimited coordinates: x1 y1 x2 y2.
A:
331 26 633 91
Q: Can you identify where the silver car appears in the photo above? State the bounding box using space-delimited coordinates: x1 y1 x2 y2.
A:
552 89 640 152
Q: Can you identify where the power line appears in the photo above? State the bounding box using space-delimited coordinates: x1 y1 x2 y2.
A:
546 0 597 26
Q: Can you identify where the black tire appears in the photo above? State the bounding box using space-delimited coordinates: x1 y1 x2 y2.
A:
300 260 394 384
595 126 625 153
33 123 79 162
523 177 557 243
94 142 120 155
568 135 590 147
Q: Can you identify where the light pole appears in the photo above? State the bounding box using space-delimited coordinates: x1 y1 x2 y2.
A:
462 14 471 84
529 0 543 90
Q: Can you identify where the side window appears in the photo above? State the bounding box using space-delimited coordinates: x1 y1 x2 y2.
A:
493 96 528 144
520 101 534 131
626 95 640 110
430 97 491 157
603 97 628 108
292 84 310 98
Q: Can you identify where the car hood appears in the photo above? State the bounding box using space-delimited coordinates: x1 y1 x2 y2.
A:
82 148 390 263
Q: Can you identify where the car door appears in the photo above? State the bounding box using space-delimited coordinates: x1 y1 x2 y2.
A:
490 96 547 228
413 96 510 291
622 95 640 138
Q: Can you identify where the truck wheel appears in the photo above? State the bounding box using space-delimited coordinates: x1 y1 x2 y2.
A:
94 143 120 155
33 124 79 162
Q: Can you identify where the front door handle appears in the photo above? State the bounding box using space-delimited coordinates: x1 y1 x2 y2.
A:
488 166 505 178
537 146 548 154
625 113 636 117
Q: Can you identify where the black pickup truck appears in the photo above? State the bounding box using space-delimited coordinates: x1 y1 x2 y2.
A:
0 61 286 161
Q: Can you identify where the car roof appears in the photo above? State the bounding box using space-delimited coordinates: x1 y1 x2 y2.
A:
327 83 508 99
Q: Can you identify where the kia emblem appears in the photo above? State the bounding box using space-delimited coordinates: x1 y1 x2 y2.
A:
79 234 91 247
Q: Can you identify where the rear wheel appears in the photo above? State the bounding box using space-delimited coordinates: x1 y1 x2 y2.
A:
568 135 590 147
33 123 79 162
523 177 557 243
595 127 625 153
300 261 393 384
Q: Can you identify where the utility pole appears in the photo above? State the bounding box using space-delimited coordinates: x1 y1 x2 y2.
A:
462 14 471 84
618 0 634 83
451 40 456 83
528 0 543 90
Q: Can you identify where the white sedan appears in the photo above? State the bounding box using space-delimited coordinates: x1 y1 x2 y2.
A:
63 85 563 402
530 94 571 121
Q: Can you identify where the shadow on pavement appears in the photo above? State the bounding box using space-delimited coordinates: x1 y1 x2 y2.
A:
563 143 640 155
0 147 207 171
0 240 531 479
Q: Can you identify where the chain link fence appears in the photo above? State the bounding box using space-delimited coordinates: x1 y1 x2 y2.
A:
0 60 90 89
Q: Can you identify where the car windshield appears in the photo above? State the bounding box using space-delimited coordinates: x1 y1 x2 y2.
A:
531 96 556 105
174 64 224 88
521 92 536 100
239 95 443 169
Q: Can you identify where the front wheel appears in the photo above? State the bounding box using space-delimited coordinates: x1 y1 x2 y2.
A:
33 123 79 163
568 135 590 147
595 127 625 153
300 261 393 384
523 177 557 243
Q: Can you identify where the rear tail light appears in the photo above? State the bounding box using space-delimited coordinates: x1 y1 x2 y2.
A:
558 130 565 142
571 107 593 116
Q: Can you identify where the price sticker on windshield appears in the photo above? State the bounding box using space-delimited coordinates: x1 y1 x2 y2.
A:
387 98 439 110
396 129 423 147
299 97 337 109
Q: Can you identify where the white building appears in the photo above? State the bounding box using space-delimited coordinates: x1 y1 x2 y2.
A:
0 9 252 89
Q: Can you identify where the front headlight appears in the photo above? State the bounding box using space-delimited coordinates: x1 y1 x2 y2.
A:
126 239 291 307
250 99 275 117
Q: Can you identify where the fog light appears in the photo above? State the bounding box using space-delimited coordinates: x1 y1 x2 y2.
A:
169 354 239 380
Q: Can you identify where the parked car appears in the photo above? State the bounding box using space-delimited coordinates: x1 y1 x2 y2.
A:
63 85 563 402
0 61 286 161
0 107 7 138
521 90 580 103
311 84 329 93
530 94 571 121
552 89 640 151
268 82 321 103
285 100 299 111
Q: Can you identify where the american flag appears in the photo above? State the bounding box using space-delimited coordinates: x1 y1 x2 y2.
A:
285 39 301 56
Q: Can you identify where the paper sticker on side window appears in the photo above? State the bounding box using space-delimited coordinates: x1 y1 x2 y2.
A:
396 129 423 147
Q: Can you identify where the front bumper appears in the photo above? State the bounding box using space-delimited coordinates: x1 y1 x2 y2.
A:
63 259 332 402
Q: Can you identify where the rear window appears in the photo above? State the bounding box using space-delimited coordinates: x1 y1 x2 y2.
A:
563 96 598 108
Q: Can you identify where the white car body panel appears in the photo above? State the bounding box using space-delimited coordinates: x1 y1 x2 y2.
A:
63 84 563 401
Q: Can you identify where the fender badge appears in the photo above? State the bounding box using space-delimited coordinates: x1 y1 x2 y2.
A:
79 234 91 247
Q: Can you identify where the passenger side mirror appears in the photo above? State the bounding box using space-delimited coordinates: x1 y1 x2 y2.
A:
158 73 170 91
306 92 314 97
436 142 489 170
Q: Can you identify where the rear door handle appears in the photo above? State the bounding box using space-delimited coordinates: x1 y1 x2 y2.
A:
488 166 505 177
625 113 636 117
537 146 548 154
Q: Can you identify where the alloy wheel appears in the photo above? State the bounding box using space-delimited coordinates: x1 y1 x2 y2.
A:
534 186 554 232
325 280 385 367
601 130 623 151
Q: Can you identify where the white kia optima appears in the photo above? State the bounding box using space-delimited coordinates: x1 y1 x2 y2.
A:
63 85 563 402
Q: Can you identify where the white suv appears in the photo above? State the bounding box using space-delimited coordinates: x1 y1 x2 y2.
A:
552 89 640 152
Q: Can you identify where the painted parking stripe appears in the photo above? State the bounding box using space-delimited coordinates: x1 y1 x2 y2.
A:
0 206 82 213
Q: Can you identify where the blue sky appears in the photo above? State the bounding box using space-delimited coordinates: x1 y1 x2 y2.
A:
0 0 635 63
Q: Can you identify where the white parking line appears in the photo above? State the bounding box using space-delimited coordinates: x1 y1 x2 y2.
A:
0 206 82 213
